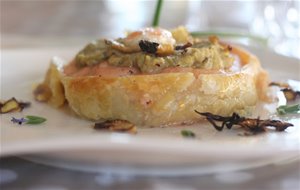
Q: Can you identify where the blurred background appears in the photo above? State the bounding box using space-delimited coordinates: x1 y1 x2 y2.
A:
1 0 300 58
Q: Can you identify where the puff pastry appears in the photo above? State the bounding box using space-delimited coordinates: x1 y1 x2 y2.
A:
36 27 269 126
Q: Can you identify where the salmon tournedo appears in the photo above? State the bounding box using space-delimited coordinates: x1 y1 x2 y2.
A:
34 27 269 126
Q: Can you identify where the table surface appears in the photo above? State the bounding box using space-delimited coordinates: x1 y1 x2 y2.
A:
0 157 299 190
1 1 299 190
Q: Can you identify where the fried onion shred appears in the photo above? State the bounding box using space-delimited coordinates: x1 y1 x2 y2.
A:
0 97 31 114
94 119 137 134
269 82 300 101
195 111 293 135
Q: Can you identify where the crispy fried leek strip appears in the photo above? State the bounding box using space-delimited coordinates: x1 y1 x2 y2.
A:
94 119 137 134
0 97 30 114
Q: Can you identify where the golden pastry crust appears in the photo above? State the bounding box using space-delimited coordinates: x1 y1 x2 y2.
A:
55 45 266 126
38 42 268 126
37 58 65 107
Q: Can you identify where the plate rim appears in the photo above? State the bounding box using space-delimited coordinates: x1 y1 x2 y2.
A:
1 46 300 172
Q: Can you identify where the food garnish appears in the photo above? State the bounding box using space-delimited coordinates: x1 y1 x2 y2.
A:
269 82 300 101
11 117 28 125
281 88 300 101
277 104 300 115
195 111 293 135
139 40 159 54
33 83 52 102
175 42 192 51
269 82 300 115
181 130 196 138
0 97 31 114
269 82 290 88
94 119 137 134
152 0 163 27
11 115 46 125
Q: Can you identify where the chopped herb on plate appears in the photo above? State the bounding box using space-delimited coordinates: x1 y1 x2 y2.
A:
181 130 196 138
11 115 47 125
277 104 300 115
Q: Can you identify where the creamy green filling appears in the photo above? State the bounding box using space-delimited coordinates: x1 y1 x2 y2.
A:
75 39 233 73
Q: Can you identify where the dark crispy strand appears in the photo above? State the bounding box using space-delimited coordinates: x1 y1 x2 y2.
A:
94 119 137 133
195 111 229 121
139 40 159 54
261 120 293 131
94 121 111 129
19 102 31 110
206 117 223 131
175 42 192 50
269 82 289 88
195 110 293 134
238 118 266 133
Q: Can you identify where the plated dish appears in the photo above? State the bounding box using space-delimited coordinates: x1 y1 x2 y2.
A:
1 45 299 175
33 27 270 127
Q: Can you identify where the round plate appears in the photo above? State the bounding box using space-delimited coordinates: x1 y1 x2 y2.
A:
1 46 299 176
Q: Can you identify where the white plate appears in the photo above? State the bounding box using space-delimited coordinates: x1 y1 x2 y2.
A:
1 47 300 176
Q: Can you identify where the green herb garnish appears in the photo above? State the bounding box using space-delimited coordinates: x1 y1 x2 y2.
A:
25 115 47 124
11 115 46 125
277 104 300 115
181 130 196 138
152 0 163 27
